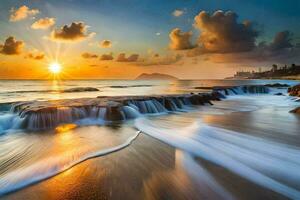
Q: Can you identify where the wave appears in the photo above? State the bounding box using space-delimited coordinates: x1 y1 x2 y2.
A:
0 130 140 196
0 87 100 95
135 118 300 199
0 85 154 94
109 84 153 88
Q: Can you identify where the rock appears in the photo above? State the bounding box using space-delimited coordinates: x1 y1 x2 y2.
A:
264 83 290 87
211 91 226 100
274 93 284 96
63 87 99 93
290 107 300 114
288 84 300 97
105 105 124 121
194 87 213 90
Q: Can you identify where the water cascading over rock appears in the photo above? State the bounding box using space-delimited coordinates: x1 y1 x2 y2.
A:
6 93 216 130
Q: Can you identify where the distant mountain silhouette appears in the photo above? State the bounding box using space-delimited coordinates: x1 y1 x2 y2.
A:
135 73 178 80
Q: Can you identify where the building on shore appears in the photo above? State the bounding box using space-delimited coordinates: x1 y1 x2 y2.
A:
230 64 300 79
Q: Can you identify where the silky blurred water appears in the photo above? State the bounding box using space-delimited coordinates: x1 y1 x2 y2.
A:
0 79 300 199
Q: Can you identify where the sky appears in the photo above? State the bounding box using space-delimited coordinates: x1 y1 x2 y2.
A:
0 0 299 79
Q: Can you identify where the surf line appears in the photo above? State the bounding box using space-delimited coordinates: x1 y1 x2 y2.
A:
0 131 141 196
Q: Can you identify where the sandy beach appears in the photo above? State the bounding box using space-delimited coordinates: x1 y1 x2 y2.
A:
0 134 289 200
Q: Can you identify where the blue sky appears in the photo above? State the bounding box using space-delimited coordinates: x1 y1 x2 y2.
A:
0 0 299 79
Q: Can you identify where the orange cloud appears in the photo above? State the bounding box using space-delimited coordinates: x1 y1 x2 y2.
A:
49 22 95 42
81 52 98 59
169 28 195 50
100 40 112 48
10 5 39 22
100 53 113 60
25 51 45 60
138 54 183 66
31 17 55 29
0 36 24 55
116 53 139 62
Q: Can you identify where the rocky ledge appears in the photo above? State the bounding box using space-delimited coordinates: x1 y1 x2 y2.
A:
288 84 300 97
288 84 300 114
212 85 269 95
290 107 300 114
10 92 224 130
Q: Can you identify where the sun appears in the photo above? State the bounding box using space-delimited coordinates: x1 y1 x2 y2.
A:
49 62 62 74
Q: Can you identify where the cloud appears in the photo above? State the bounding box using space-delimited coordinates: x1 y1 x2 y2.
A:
173 9 184 17
100 53 113 60
81 52 98 59
138 54 183 66
100 40 112 48
201 31 300 64
31 17 55 29
25 51 45 60
169 28 195 50
268 31 293 51
116 53 139 62
193 10 258 53
0 36 24 55
168 10 299 65
49 22 95 42
10 5 39 22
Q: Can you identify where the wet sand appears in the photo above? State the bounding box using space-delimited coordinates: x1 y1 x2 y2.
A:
1 134 289 200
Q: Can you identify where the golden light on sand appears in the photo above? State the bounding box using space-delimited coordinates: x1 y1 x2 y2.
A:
55 123 77 133
49 62 62 74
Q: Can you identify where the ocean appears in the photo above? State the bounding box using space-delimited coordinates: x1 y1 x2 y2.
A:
0 79 300 199
0 79 298 103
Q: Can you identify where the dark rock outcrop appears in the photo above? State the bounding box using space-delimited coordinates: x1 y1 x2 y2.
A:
288 84 300 97
63 87 99 93
264 83 290 87
290 107 300 114
274 93 284 96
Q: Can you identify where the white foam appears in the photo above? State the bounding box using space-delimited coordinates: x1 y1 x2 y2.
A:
135 118 300 199
0 131 140 196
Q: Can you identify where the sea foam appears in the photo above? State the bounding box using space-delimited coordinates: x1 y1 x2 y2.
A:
135 118 300 199
0 131 140 196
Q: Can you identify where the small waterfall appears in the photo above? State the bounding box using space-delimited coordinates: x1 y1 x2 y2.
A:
126 99 167 114
0 113 24 133
151 99 168 112
213 85 269 96
6 93 215 131
164 98 179 111
122 106 141 119
0 103 12 112
98 107 107 119
57 107 73 123
89 106 99 118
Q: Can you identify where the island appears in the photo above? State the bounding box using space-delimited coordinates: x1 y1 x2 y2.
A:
135 73 178 80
